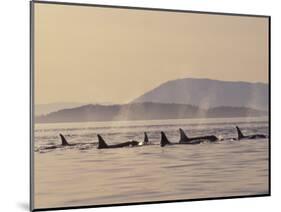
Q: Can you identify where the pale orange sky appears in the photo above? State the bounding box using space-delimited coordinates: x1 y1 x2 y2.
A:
34 3 269 104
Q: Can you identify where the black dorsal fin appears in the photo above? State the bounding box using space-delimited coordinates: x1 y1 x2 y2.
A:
144 132 149 144
179 128 189 142
59 134 69 146
236 126 244 140
97 134 108 149
160 131 171 147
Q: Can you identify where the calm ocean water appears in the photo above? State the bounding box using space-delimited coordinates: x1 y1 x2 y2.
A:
34 117 269 209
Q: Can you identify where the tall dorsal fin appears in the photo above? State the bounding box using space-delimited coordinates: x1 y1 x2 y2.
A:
179 128 189 142
236 126 244 140
160 131 171 147
59 134 69 146
97 134 108 149
144 132 149 144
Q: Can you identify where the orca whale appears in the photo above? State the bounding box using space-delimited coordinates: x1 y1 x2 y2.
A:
137 132 150 145
59 134 94 147
236 126 267 140
161 131 202 147
38 134 93 151
60 134 73 146
179 128 218 143
97 132 150 149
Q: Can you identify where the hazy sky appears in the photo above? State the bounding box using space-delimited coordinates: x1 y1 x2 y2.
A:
34 3 269 104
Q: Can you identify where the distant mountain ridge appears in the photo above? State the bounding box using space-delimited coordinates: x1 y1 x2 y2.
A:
35 102 87 116
35 78 268 123
133 78 268 111
35 102 267 123
35 101 114 116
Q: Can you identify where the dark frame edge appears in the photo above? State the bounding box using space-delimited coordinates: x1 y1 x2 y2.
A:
29 1 271 211
32 0 270 18
268 16 271 196
32 193 270 212
30 0 35 211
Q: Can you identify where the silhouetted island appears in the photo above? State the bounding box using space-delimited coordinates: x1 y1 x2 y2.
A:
35 102 267 123
133 78 268 110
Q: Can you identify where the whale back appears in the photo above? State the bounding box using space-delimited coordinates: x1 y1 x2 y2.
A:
236 126 244 140
179 128 189 143
97 134 108 149
59 134 70 146
144 132 149 144
161 131 171 147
